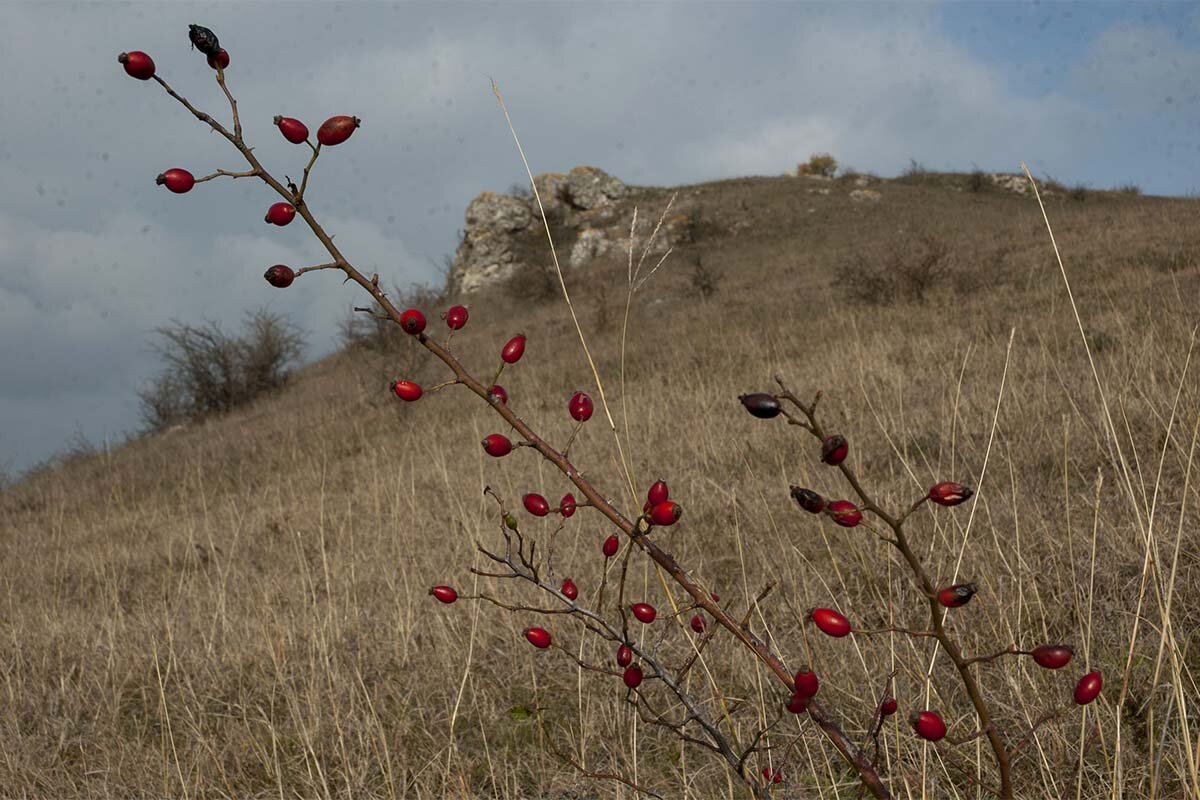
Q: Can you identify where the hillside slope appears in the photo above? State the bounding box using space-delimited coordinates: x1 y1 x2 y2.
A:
2 170 1198 799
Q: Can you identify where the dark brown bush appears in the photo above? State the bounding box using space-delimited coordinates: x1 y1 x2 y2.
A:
138 308 305 432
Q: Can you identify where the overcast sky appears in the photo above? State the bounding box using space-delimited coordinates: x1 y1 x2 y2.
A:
2 1 1198 479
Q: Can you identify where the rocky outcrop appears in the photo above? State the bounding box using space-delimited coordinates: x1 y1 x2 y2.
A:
464 191 534 233
448 166 691 294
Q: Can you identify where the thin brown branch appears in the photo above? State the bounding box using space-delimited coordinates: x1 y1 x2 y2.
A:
194 168 259 183
775 374 1014 798
146 76 891 800
213 65 242 141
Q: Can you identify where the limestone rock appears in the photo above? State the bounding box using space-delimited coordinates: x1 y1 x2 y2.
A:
850 189 882 202
464 191 534 233
565 166 627 209
531 173 570 217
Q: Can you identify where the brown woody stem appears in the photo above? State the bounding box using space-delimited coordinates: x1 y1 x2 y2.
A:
150 72 891 800
774 375 1015 799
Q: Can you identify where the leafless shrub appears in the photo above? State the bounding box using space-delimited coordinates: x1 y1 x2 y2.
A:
834 231 953 305
138 308 305 432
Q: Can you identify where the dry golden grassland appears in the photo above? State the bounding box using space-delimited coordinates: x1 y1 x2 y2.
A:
2 173 1199 799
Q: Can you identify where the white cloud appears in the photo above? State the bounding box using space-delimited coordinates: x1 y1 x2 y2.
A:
0 2 1187 474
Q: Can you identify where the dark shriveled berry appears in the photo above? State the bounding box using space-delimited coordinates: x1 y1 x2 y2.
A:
739 393 781 419
188 24 220 56
790 486 825 514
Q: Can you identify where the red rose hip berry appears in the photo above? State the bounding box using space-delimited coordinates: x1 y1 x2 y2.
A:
274 115 309 144
489 384 508 405
1074 671 1102 705
793 669 819 698
481 434 512 457
1031 644 1074 670
559 493 577 517
631 603 657 623
911 710 947 742
690 614 706 634
811 607 852 637
602 534 620 558
399 308 426 335
429 585 458 604
523 493 550 517
317 115 361 147
568 391 594 422
622 665 644 689
616 644 633 667
647 479 669 506
929 481 974 506
206 48 230 70
263 264 295 288
524 627 552 649
820 435 849 465
560 578 578 601
738 393 782 419
649 501 682 526
391 380 422 402
265 202 296 226
786 692 809 714
156 168 195 194
118 51 156 80
879 697 898 716
827 500 862 528
937 583 977 608
443 305 468 330
501 334 526 364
